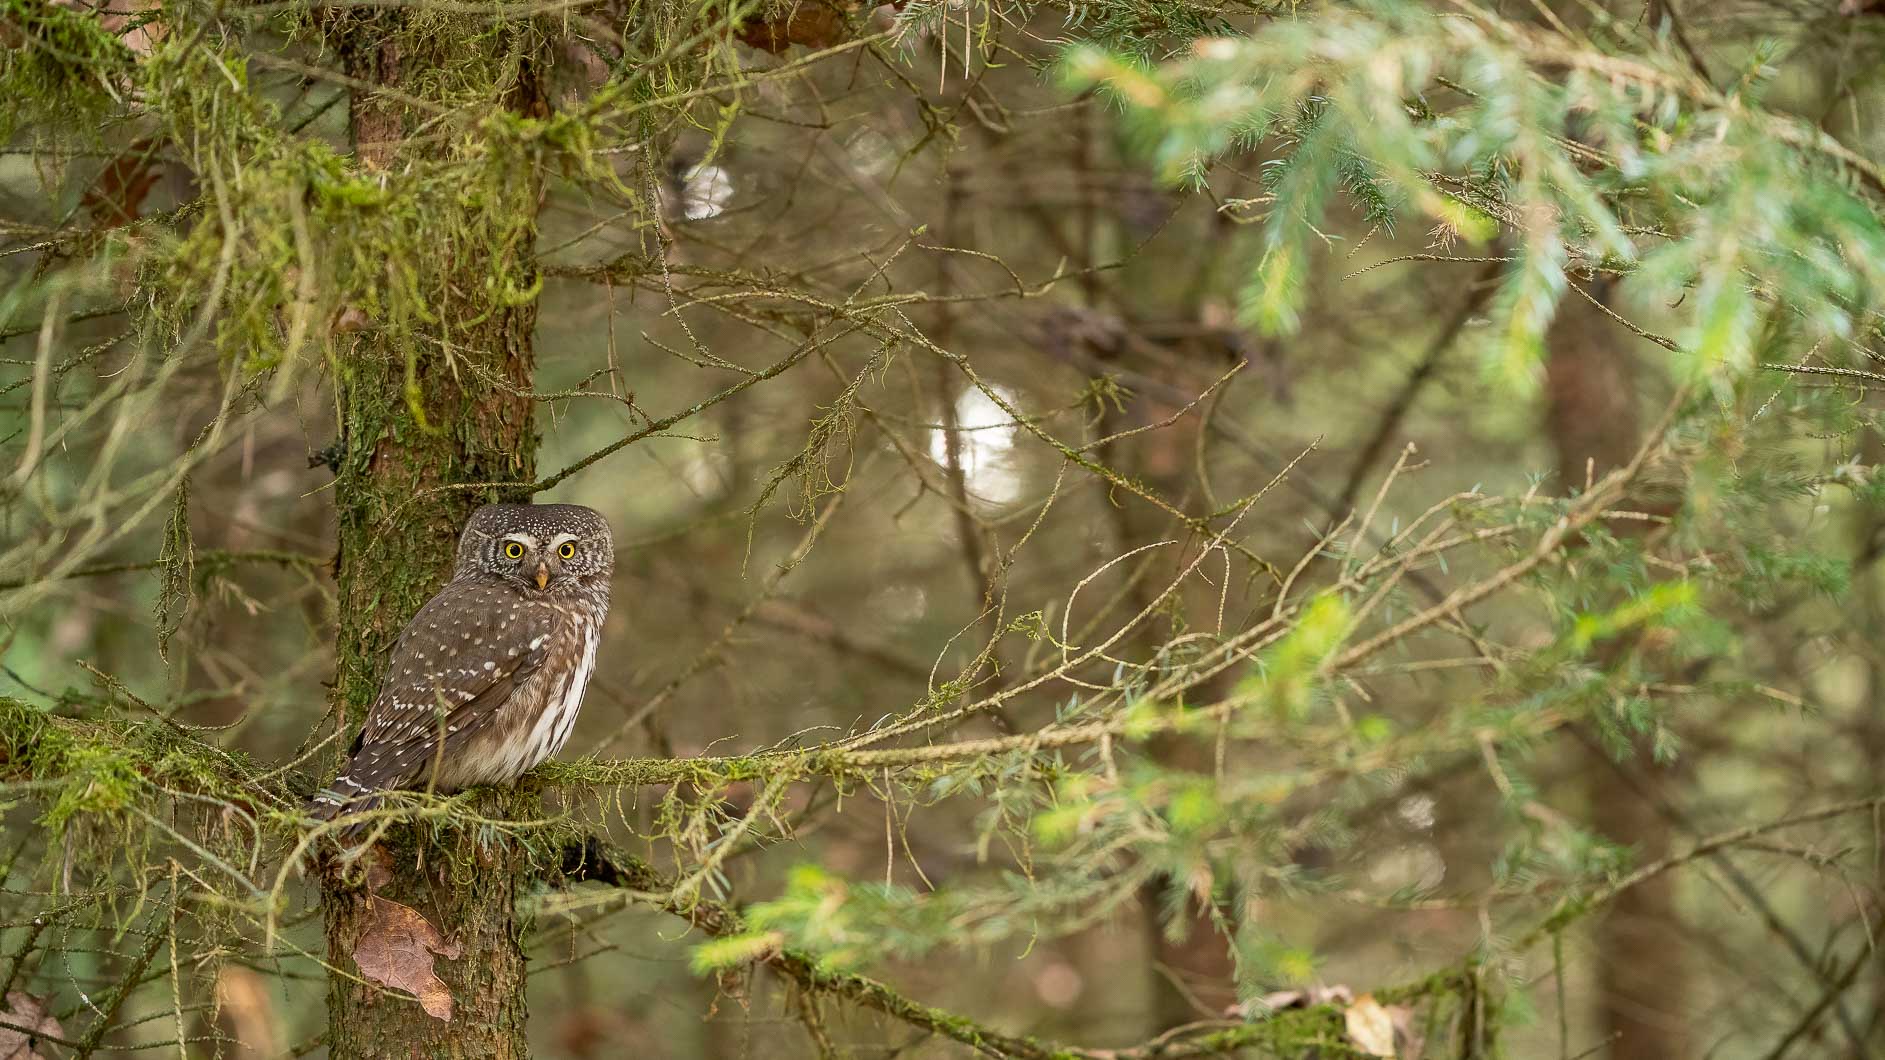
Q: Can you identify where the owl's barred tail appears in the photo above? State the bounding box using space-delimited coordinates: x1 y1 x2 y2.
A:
305 774 383 826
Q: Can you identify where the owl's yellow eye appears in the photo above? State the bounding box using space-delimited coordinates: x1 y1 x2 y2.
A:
558 542 577 560
503 541 525 559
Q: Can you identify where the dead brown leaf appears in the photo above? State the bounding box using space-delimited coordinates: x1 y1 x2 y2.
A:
1340 993 1417 1059
736 2 850 53
49 0 165 54
1344 994 1397 1058
0 991 64 1060
81 139 161 229
352 896 461 1022
332 305 372 335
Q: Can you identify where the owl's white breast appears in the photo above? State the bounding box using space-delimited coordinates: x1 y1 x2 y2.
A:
509 617 597 779
546 621 597 757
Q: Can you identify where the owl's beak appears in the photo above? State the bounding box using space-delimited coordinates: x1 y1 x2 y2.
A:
534 563 550 590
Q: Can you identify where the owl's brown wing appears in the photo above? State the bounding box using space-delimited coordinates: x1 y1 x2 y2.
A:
307 578 558 822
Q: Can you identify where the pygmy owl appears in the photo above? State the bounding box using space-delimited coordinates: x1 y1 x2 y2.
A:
307 503 613 826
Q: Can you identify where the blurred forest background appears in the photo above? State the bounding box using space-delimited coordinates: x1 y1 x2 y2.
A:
4 0 1885 1056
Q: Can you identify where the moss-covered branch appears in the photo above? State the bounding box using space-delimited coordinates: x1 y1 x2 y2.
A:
554 837 1466 1059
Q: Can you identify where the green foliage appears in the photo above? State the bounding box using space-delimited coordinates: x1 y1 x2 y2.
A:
0 0 137 141
723 864 948 970
1238 590 1351 719
129 20 549 385
1566 579 1696 654
1052 0 1238 62
690 930 785 974
0 696 263 832
4 0 1882 1054
1066 2 1885 396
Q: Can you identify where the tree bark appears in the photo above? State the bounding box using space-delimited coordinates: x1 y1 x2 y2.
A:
1852 426 1885 1053
1544 281 1690 1060
1095 353 1240 1029
318 13 544 1058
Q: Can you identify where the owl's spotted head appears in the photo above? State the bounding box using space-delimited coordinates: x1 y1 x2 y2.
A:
454 503 614 592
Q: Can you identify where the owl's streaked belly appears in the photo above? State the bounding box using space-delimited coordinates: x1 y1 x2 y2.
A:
432 615 599 790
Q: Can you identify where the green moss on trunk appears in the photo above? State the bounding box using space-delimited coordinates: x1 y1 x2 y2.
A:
323 803 536 1058
318 11 544 1058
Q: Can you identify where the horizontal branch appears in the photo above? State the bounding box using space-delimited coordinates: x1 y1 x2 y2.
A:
0 549 325 591
553 837 1464 1059
1521 793 1885 949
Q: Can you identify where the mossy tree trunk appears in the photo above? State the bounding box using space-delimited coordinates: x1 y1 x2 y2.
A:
318 12 544 1058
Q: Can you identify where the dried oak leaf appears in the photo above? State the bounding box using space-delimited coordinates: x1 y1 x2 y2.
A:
0 991 64 1060
352 896 462 1022
1343 994 1404 1059
735 2 850 53
52 0 165 53
80 140 162 229
330 305 371 335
